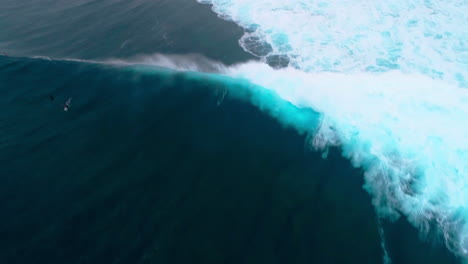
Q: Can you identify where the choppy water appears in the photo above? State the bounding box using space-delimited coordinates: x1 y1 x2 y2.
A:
1 0 466 263
0 0 252 63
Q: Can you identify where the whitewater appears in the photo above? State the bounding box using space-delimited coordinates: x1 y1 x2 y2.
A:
195 0 468 260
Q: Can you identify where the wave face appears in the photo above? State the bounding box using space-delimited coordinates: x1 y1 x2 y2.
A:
2 56 396 264
197 0 468 259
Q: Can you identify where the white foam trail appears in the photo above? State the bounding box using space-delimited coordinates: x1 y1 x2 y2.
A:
197 0 468 258
377 217 392 264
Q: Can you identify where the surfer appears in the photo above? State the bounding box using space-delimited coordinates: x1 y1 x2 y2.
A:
64 97 72 111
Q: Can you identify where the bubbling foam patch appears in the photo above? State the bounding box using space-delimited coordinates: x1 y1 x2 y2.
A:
198 0 467 87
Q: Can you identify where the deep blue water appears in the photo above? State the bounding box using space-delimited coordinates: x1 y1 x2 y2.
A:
0 1 462 263
0 0 252 63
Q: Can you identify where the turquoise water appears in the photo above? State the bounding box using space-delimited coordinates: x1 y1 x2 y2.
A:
1 0 467 263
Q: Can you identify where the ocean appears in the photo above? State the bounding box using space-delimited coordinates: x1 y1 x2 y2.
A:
0 0 467 263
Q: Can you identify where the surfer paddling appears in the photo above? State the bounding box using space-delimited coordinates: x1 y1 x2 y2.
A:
64 97 72 111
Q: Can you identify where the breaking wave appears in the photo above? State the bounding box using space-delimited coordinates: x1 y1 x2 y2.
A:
195 0 468 259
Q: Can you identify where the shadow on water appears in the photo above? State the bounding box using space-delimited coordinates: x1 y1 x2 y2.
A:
0 56 460 264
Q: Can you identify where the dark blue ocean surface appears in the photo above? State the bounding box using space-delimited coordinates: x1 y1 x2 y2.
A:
0 0 253 63
0 1 462 263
